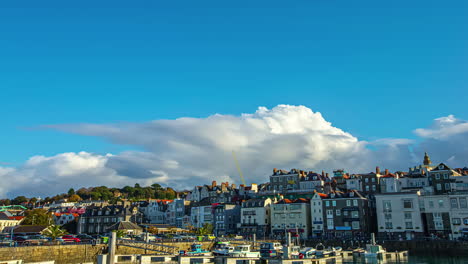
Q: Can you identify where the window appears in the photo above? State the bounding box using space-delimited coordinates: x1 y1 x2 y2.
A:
332 201 337 207
464 219 468 225
343 211 348 216
346 200 351 206
429 200 434 208
404 212 412 220
453 218 461 225
436 184 442 191
383 200 392 211
365 178 369 183
325 201 330 207
385 222 393 229
435 173 440 180
405 222 413 229
327 219 334 229
351 211 359 218
353 200 358 206
336 210 341 216
403 199 413 209
372 185 376 191
352 221 360 230
372 178 375 182
438 200 444 208
460 198 467 208
384 213 392 220
445 183 451 190
327 210 333 218
444 174 449 179
450 198 459 209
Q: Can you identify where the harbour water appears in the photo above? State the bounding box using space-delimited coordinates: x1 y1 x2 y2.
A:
345 256 468 264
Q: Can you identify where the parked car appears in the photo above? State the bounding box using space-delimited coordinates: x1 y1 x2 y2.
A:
62 235 81 243
76 234 94 242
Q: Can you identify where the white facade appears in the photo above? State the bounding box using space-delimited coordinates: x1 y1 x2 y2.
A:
421 194 468 239
380 176 402 193
375 192 424 240
400 177 429 190
143 200 167 224
310 193 324 235
346 177 362 191
240 198 271 226
271 200 311 239
190 205 212 228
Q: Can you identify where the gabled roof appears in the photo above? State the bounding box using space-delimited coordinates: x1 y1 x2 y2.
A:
13 225 48 234
107 221 142 231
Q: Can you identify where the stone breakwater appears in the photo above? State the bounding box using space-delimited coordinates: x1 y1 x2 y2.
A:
0 242 215 264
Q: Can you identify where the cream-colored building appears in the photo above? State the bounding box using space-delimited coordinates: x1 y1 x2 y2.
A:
0 212 23 232
375 192 424 240
271 198 311 239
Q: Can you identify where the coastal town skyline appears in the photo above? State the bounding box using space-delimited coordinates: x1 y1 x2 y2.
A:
2 0 468 198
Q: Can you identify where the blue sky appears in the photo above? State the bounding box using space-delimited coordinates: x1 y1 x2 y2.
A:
1 0 467 166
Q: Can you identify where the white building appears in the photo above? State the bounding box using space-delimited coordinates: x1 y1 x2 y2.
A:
375 192 424 240
310 192 326 237
345 175 362 192
191 205 212 228
270 198 311 239
420 193 468 240
239 198 272 238
143 200 170 224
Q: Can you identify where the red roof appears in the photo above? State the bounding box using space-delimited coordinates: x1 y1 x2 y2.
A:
8 216 24 221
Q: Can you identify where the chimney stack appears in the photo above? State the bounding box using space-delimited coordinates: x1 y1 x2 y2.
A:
273 168 278 174
385 169 389 175
326 173 329 178
322 170 325 177
376 166 381 174
212 181 217 188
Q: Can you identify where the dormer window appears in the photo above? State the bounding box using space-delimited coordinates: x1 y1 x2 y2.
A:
439 165 444 170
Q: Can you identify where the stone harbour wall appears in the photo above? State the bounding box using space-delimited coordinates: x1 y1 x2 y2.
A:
0 244 106 264
0 241 215 263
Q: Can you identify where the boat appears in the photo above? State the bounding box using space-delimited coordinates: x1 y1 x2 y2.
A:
297 247 316 259
229 244 261 258
180 244 211 256
364 244 386 258
213 242 235 256
260 242 283 258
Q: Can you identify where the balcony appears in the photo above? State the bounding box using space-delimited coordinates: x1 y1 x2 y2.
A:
313 221 323 224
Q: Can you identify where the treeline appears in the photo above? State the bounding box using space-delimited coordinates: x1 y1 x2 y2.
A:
0 183 180 206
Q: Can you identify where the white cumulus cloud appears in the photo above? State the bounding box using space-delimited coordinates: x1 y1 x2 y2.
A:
1 105 467 198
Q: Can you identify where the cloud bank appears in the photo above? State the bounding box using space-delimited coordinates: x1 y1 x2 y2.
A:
1 105 467 198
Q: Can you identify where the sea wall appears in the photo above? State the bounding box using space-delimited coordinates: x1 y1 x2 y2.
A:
0 244 106 263
0 241 215 264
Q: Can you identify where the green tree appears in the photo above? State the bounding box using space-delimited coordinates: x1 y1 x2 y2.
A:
113 230 126 238
42 225 66 241
68 194 82 202
21 209 52 225
12 196 28 205
68 188 75 196
196 223 214 236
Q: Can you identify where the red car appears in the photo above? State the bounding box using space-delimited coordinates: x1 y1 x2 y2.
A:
61 235 81 243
